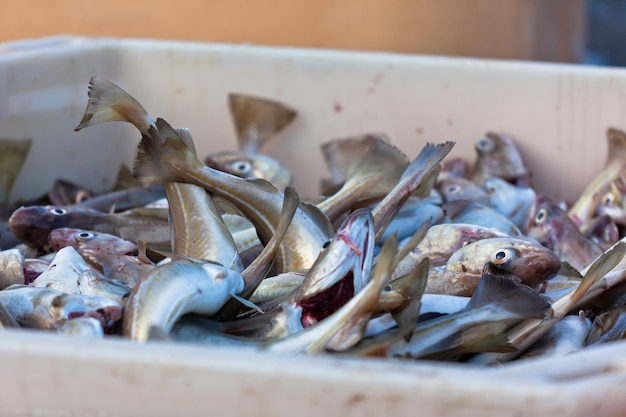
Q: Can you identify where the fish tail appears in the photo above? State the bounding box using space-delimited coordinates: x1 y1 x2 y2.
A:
75 77 155 134
466 263 553 319
133 118 201 185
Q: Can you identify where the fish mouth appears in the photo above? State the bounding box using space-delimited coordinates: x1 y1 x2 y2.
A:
298 271 355 328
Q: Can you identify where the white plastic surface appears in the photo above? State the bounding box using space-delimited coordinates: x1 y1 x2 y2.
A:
1 36 626 417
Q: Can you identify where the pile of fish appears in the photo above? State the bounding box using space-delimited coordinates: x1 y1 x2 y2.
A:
1 77 626 365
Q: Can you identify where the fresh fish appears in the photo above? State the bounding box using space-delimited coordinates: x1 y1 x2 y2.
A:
0 138 32 205
74 77 243 270
393 223 510 280
376 197 443 244
579 214 620 250
425 237 561 296
76 269 131 305
586 306 626 346
440 157 471 179
48 227 138 258
131 116 333 273
0 285 122 330
56 316 104 338
23 258 49 284
204 93 297 190
471 132 530 186
482 177 536 228
122 258 245 342
372 142 455 240
319 133 390 194
75 183 165 212
0 249 25 289
442 200 523 237
8 205 169 250
569 128 626 226
437 177 489 204
317 136 409 222
525 194 603 272
0 298 18 328
520 314 592 358
387 263 552 359
48 179 93 206
249 272 306 304
470 238 626 365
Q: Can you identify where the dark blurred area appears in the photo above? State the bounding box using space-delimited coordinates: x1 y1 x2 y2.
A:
587 0 626 65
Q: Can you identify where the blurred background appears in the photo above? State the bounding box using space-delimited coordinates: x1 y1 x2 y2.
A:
0 0 622 66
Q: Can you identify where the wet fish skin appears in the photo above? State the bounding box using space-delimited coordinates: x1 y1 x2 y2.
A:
205 153 292 192
520 314 591 358
74 183 165 212
0 285 122 330
481 177 536 229
437 177 489 204
471 132 530 186
525 194 603 272
425 237 561 296
586 306 626 346
388 263 552 359
48 227 138 258
8 205 169 249
0 248 25 289
442 200 523 237
123 259 245 342
56 316 104 338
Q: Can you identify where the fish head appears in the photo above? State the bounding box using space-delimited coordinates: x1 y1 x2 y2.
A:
525 195 571 249
204 152 292 190
437 177 489 204
295 208 375 327
473 132 528 185
48 227 138 256
49 292 122 331
488 238 561 288
197 260 245 295
8 205 103 249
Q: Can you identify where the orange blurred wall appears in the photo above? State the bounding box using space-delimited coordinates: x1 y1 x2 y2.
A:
0 0 585 62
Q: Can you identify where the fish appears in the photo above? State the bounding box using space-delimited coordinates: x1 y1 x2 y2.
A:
0 298 18 328
376 197 443 244
122 258 245 342
525 194 603 272
74 183 165 212
471 132 530 186
387 263 552 359
470 238 626 365
0 138 32 205
74 77 243 270
48 179 94 206
520 314 592 358
424 237 561 296
586 306 626 346
132 116 333 274
48 227 138 258
204 93 297 190
0 285 122 330
318 133 391 195
437 177 489 204
481 177 536 228
442 200 523 237
56 317 104 338
372 142 455 241
8 205 170 250
569 128 626 226
316 136 409 222
0 249 25 290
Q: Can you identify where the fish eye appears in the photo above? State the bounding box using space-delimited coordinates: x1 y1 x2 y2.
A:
446 184 461 194
475 137 496 154
535 208 547 224
75 231 95 241
322 240 332 249
230 160 253 175
491 248 515 268
601 192 615 206
75 190 91 204
49 207 67 216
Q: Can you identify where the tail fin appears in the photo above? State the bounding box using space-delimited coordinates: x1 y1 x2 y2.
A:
75 77 155 134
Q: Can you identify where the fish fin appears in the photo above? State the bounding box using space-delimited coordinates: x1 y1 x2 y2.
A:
173 127 198 157
75 77 155 134
229 293 265 315
559 262 583 279
299 201 335 238
411 163 441 198
420 327 516 361
574 239 626 302
0 139 32 204
134 118 202 185
321 133 391 184
606 128 626 166
390 220 430 272
390 257 430 342
373 142 455 240
228 93 297 154
466 263 553 319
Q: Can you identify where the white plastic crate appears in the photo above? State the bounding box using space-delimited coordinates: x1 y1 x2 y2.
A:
1 36 626 417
